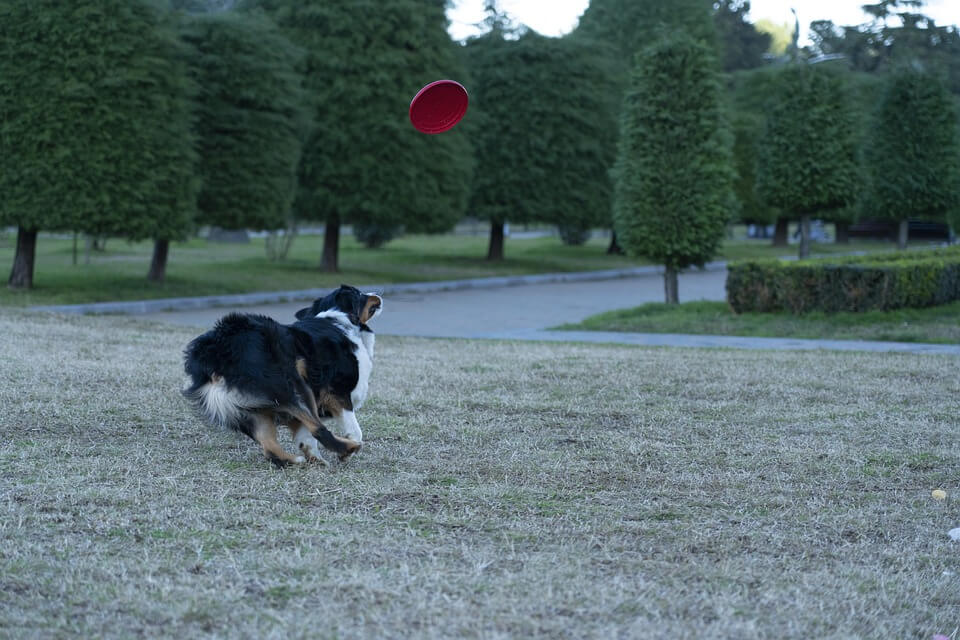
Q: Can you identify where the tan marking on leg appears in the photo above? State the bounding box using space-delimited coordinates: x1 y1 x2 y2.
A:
284 406 361 461
252 412 302 468
360 295 382 324
295 357 308 380
315 390 344 418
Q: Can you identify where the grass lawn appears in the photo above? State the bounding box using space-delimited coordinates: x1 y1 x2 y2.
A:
0 228 895 307
1 309 958 638
557 300 960 345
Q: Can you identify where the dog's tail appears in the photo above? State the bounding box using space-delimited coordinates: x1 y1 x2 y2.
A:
182 374 262 431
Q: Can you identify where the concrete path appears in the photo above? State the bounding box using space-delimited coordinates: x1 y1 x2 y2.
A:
118 268 960 356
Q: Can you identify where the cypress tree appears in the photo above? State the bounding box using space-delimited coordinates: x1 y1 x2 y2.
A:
727 68 782 243
572 0 718 253
245 0 472 271
755 64 860 258
0 0 198 287
612 33 735 304
181 12 306 234
865 68 959 249
465 30 619 259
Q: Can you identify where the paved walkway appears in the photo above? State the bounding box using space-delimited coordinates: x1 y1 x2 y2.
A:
42 267 956 356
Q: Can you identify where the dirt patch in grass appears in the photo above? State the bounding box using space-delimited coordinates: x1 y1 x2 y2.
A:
1 309 958 638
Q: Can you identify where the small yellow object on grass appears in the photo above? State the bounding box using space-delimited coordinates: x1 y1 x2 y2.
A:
932 489 947 501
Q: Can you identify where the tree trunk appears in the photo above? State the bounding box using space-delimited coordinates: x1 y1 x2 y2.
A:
663 265 679 304
320 216 340 272
72 231 78 266
897 219 909 250
8 227 38 290
487 220 505 261
798 214 811 259
147 239 169 283
834 221 849 244
607 230 624 255
772 216 789 247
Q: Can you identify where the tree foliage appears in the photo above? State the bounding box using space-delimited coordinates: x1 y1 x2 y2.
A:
809 1 960 94
0 0 198 241
865 68 959 226
0 0 198 285
245 0 473 241
181 12 306 231
726 68 782 226
613 33 734 302
464 29 619 244
755 64 860 219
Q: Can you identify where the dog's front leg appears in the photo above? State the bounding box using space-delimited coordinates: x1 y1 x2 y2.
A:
341 410 362 443
287 419 328 465
321 410 362 445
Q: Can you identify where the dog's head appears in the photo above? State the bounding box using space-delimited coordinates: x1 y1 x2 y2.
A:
295 285 383 327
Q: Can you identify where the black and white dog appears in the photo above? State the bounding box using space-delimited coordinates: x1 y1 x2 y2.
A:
182 285 382 467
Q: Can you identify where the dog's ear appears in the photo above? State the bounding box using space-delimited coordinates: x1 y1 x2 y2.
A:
295 298 323 320
334 287 364 325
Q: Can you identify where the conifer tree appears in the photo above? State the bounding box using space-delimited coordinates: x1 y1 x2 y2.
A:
0 0 198 287
245 0 472 271
181 12 306 234
465 29 618 259
613 33 735 303
865 68 959 248
755 63 860 258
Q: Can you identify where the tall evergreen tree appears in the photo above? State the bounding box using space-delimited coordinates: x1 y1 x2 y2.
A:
572 0 718 253
245 0 472 271
465 29 619 259
755 64 860 258
0 0 198 288
181 12 306 234
865 68 959 248
727 68 782 241
613 33 735 304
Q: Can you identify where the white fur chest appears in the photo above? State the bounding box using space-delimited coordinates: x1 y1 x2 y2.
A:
351 331 374 410
314 310 375 411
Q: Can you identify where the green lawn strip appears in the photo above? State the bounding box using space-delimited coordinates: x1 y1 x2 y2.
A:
556 300 960 344
0 229 898 307
1 309 957 637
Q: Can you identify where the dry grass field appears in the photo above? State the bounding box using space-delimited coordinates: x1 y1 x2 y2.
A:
1 309 958 639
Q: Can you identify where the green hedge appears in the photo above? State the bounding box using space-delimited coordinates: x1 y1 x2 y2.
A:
727 247 960 313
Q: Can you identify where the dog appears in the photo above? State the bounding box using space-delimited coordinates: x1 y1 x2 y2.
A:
182 285 383 467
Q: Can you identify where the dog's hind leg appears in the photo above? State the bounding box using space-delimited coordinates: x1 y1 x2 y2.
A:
250 411 304 468
286 418 328 465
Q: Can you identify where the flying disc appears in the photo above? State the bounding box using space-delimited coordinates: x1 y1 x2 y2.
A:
409 80 468 134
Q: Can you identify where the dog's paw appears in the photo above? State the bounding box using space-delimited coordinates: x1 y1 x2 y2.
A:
337 439 362 462
299 442 329 466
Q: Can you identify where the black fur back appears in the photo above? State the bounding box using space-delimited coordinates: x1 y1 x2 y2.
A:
182 312 361 431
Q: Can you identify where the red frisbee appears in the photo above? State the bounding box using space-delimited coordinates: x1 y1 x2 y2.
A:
409 80 468 134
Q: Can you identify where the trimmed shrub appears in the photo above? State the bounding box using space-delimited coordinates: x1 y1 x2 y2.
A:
727 247 960 313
